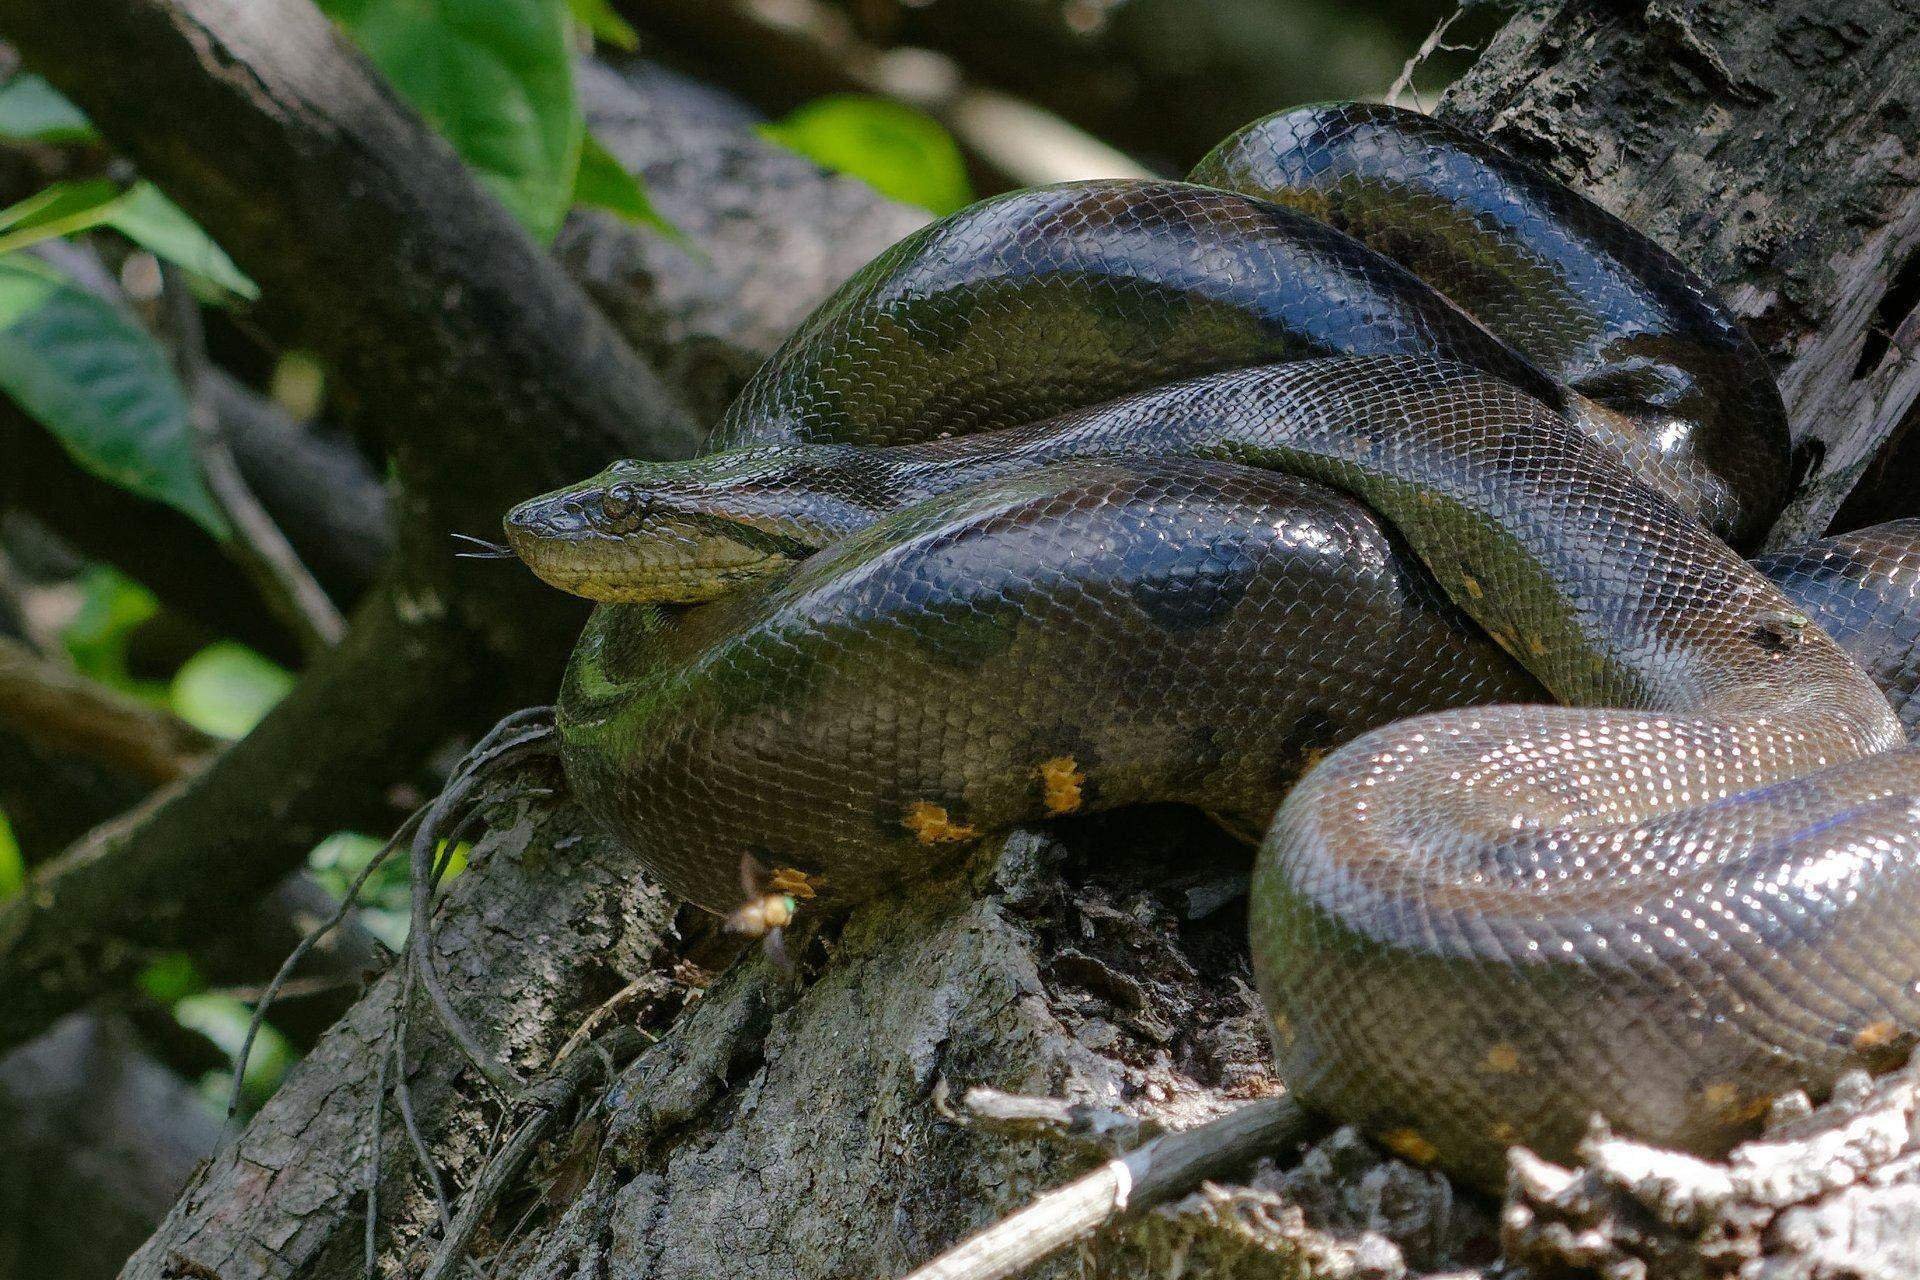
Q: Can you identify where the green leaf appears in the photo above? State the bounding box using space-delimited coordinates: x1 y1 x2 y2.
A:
169 642 294 739
760 95 973 215
572 131 679 238
175 992 293 1106
322 0 584 242
0 179 126 253
0 181 257 298
0 257 228 536
0 810 21 901
138 952 206 1003
62 567 161 691
567 0 638 50
108 186 258 299
0 74 96 144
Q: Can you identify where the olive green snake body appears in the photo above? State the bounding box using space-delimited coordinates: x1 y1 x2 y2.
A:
509 104 1920 1188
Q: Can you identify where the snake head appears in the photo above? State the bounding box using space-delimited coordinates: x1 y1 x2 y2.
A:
502 445 889 603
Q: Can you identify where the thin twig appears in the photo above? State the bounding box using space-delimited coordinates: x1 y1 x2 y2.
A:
553 976 660 1066
383 795 503 1230
421 1026 648 1280
898 1096 1313 1280
393 955 454 1237
160 262 346 656
934 1081 1165 1157
225 808 419 1123
1387 5 1470 111
366 1029 393 1280
407 713 557 1097
227 746 533 1125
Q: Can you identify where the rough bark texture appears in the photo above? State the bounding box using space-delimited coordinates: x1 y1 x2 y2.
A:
120 782 680 1280
1504 1055 1920 1280
91 4 1920 1280
1437 2 1920 549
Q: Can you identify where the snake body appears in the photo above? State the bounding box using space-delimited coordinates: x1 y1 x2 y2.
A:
531 105 1920 1187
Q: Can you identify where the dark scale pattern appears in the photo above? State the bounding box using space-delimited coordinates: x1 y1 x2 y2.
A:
1193 103 1789 547
539 104 1920 1189
709 180 1558 451
559 457 1547 906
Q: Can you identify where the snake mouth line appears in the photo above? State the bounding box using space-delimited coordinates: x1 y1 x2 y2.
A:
514 548 800 604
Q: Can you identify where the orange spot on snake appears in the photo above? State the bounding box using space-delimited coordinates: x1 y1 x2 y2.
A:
767 866 819 899
1482 1043 1522 1074
1382 1128 1439 1165
903 801 978 844
1701 1082 1741 1111
1038 755 1085 815
1853 1019 1901 1052
1460 573 1484 599
1699 1083 1770 1123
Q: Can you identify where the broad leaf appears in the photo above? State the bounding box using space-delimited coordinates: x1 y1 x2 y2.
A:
0 179 124 251
322 0 583 242
761 95 972 215
0 257 227 535
170 641 294 738
572 131 679 238
0 74 95 144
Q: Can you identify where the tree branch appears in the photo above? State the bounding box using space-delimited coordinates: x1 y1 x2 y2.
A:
119 784 680 1280
0 589 477 1052
0 634 213 786
163 263 347 656
899 1097 1309 1280
0 0 705 1054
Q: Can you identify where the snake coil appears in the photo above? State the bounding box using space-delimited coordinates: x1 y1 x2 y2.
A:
524 104 1920 1188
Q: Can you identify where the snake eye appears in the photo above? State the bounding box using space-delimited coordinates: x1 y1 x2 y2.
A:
600 483 642 526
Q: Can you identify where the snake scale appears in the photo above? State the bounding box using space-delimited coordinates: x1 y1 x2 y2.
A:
506 104 1920 1188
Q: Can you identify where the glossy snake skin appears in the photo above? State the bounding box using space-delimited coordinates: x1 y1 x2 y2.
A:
533 104 1920 1187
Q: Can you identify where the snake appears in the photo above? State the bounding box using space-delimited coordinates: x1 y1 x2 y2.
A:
507 103 1920 1189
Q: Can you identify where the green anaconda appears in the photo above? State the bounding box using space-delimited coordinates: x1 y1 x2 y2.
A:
508 103 1920 1188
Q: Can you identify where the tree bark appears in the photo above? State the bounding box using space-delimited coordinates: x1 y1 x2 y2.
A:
70 3 1920 1279
1438 2 1920 549
118 783 681 1280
